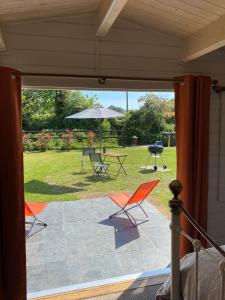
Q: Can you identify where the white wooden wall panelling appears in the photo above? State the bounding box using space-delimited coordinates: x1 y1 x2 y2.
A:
217 93 225 203
5 51 225 75
5 36 179 59
0 51 95 68
207 92 225 245
6 34 95 54
4 20 180 46
4 22 96 40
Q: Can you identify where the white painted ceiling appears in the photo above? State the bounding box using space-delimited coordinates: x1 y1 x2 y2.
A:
0 0 225 38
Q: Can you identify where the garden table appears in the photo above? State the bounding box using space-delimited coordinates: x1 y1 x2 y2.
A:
101 152 128 178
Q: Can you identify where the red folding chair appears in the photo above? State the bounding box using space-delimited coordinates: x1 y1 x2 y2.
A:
109 180 160 226
25 202 47 237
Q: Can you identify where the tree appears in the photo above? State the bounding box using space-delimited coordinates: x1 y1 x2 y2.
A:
138 93 174 114
22 89 175 145
122 93 175 144
22 89 56 130
55 91 66 114
22 89 98 130
138 93 175 132
108 105 125 113
53 90 98 128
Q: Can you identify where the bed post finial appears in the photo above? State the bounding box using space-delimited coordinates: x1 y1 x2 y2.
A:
169 180 183 198
169 179 183 300
169 180 183 214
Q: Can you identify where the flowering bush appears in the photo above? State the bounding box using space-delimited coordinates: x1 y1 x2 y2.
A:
86 130 95 146
75 131 86 142
61 129 75 150
35 131 52 151
22 129 120 152
22 133 34 152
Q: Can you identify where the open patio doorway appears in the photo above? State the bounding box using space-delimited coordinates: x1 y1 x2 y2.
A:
23 87 176 296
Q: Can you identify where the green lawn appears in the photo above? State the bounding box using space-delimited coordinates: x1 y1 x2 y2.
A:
24 146 176 212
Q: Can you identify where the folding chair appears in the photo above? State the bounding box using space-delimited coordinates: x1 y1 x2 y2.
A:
25 202 47 238
81 147 96 173
89 152 110 178
109 180 160 226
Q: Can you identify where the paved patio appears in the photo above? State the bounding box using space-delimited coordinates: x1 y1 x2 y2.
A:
26 198 171 293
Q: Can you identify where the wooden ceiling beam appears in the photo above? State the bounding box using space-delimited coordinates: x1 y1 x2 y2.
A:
96 0 128 37
181 14 225 62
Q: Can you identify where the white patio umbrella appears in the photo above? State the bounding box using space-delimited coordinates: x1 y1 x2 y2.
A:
65 107 124 150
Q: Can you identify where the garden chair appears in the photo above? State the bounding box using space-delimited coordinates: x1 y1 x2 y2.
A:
81 147 96 173
109 180 160 226
89 152 110 178
25 202 47 238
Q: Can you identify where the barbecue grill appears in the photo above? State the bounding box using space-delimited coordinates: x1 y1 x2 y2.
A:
148 144 163 155
145 142 167 171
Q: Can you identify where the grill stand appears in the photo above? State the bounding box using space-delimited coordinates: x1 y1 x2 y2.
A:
144 145 167 171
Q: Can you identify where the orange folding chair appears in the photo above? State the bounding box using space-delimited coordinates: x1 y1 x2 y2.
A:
109 180 160 226
25 202 47 237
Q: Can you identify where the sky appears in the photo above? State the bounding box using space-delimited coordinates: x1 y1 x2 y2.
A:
80 90 174 110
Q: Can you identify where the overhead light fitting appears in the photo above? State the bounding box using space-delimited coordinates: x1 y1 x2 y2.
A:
98 77 106 84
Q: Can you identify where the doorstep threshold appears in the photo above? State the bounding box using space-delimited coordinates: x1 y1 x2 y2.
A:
28 267 170 300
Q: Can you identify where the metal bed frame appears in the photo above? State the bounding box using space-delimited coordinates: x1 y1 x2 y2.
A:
169 180 225 300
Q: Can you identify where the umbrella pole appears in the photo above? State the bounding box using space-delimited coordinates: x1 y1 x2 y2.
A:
99 119 102 152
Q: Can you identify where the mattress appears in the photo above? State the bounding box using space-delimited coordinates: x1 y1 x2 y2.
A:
156 245 225 300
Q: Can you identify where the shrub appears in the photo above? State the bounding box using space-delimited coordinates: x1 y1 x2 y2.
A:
86 130 95 146
22 129 122 151
35 131 52 151
74 131 86 142
22 133 35 151
61 129 75 150
101 120 111 135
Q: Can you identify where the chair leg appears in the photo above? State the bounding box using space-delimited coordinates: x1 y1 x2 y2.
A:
26 216 47 238
124 210 137 226
25 220 36 237
34 216 47 227
103 166 110 178
109 208 124 219
92 165 110 179
110 203 149 227
94 166 101 176
127 204 149 224
109 207 137 226
137 203 149 219
91 165 98 176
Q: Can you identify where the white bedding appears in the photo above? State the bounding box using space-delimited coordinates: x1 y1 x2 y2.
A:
156 245 225 300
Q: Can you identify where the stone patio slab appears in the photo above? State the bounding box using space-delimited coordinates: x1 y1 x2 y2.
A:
26 197 171 293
